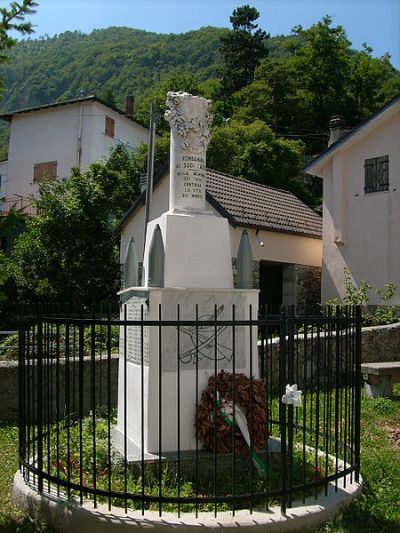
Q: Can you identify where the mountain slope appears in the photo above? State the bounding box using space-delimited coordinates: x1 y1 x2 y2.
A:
0 26 228 112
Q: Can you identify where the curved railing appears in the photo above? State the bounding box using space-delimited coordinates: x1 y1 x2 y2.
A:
18 306 361 515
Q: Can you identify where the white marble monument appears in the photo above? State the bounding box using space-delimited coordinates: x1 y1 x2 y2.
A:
116 92 259 455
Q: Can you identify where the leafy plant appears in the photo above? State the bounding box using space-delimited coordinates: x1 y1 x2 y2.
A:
325 268 399 326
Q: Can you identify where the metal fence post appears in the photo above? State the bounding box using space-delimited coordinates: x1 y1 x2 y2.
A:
354 305 362 483
286 305 295 508
279 305 287 514
36 313 44 493
18 319 26 471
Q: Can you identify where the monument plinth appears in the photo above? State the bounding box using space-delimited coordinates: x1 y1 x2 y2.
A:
116 92 259 455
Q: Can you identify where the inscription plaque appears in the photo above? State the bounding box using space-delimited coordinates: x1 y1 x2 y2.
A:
175 154 205 202
121 297 149 366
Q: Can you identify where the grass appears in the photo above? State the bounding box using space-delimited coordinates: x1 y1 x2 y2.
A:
37 410 332 513
315 385 400 533
0 424 51 532
0 386 399 531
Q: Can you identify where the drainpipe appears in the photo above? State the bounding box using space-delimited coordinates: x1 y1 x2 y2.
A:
76 102 84 168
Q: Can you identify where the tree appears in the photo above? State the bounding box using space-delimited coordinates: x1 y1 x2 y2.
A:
98 143 141 222
0 208 26 326
12 145 143 304
219 5 269 99
207 119 310 202
134 72 205 132
290 16 352 132
349 46 400 122
0 0 37 96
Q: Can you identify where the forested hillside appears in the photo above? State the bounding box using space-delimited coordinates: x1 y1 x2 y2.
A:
0 26 222 157
1 5 400 311
0 26 227 112
0 13 399 205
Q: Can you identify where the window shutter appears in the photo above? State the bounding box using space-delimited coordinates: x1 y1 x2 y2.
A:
33 163 41 183
364 155 389 193
105 116 115 137
33 161 58 183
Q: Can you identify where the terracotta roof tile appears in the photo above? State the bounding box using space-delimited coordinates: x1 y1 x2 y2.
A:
205 169 322 239
115 164 322 239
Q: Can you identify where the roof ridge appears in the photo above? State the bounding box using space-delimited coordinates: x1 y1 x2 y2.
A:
0 95 148 129
206 168 294 196
305 93 400 173
1 95 96 116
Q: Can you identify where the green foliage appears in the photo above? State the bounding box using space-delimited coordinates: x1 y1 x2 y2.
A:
0 208 26 327
133 133 170 177
98 143 141 222
0 423 52 531
367 396 396 417
342 268 372 307
325 268 399 326
0 250 11 304
0 26 227 114
0 0 37 97
290 17 352 131
208 118 311 202
219 5 269 99
1 386 400 528
315 384 400 531
134 72 206 132
350 45 399 123
252 17 400 155
0 13 398 207
11 145 144 304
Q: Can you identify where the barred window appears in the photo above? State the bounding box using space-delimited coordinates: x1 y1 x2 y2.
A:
364 155 389 193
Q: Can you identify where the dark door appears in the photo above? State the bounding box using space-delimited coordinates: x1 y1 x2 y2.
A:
259 262 283 314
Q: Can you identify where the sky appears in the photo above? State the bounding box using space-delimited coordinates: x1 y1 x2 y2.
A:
15 0 400 68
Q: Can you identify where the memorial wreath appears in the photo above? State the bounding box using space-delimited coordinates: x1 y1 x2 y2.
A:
196 370 268 455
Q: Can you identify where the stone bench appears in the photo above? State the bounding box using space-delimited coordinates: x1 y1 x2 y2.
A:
361 362 400 399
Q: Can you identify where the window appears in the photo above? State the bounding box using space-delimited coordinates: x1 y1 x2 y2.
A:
33 161 58 183
105 115 115 137
364 155 389 193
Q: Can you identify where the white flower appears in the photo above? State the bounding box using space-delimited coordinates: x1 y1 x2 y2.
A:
281 384 302 407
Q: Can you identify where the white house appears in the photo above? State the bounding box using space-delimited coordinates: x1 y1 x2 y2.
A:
304 95 400 305
116 166 323 312
0 95 149 212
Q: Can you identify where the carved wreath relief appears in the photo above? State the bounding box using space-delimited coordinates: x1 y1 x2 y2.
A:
164 91 213 153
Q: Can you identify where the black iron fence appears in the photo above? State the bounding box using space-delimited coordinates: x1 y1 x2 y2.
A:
18 305 362 516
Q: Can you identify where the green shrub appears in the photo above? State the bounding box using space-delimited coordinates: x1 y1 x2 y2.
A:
325 268 399 327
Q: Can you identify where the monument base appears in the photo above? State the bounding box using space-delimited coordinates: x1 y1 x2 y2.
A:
143 212 234 289
117 287 259 454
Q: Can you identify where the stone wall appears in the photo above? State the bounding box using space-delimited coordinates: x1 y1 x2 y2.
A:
2 322 398 422
295 265 321 314
259 321 400 393
0 354 119 422
359 322 400 363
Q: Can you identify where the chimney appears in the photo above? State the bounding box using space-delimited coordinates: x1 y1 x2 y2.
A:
125 95 134 117
328 115 346 146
